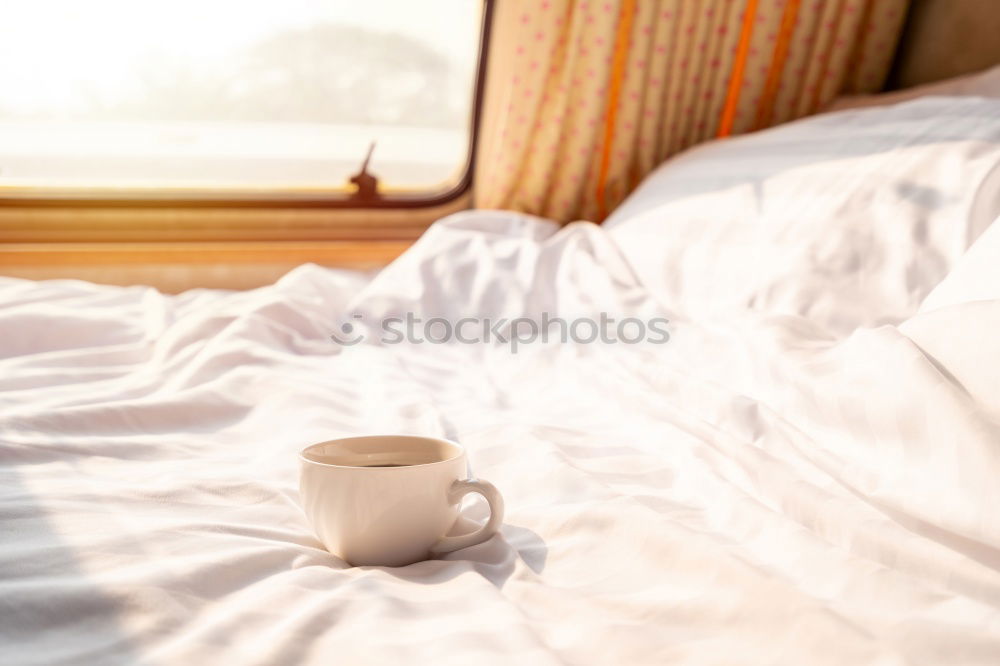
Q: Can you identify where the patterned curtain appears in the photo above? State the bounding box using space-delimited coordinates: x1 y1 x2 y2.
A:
474 0 910 222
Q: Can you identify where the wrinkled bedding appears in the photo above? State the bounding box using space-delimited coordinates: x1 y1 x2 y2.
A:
2 97 1000 665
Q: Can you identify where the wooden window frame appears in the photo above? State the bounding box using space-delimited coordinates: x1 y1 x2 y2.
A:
0 1 494 287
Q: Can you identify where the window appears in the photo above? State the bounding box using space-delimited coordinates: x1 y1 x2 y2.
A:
0 0 487 203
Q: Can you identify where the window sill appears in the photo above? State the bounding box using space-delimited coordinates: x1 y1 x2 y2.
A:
0 191 467 291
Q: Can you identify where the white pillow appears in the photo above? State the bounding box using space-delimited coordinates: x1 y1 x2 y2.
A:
605 96 1000 335
826 64 1000 112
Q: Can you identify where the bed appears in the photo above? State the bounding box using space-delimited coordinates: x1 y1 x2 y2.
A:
2 79 1000 665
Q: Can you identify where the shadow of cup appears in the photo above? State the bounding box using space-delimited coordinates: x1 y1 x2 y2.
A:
360 506 547 588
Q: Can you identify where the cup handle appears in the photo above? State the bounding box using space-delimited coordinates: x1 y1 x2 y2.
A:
431 479 505 554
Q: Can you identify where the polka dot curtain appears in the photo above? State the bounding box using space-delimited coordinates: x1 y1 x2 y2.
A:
474 0 909 223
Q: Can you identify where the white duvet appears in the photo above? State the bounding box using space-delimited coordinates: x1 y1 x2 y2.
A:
2 97 1000 665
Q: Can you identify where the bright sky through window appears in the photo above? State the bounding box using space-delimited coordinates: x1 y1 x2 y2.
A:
0 1 482 193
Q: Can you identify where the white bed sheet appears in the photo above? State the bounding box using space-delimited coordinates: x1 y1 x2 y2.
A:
3 103 1000 665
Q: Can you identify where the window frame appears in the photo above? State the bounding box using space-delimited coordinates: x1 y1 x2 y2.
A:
0 0 494 230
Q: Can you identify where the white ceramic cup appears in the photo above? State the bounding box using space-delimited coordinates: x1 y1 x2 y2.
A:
299 435 504 567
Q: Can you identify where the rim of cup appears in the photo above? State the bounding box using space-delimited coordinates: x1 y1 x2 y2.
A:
299 434 466 470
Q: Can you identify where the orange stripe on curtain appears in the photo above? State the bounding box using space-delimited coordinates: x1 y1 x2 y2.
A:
717 0 760 137
755 0 800 130
595 0 636 220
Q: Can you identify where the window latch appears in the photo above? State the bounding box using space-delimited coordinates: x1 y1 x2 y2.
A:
349 141 381 203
